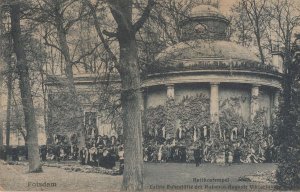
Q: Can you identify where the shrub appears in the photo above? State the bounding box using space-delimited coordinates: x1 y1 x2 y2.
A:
276 162 300 189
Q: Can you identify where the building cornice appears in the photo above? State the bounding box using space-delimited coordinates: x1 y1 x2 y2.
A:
142 70 282 89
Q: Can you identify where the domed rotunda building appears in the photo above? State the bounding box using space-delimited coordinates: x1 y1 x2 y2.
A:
44 1 283 161
142 2 282 142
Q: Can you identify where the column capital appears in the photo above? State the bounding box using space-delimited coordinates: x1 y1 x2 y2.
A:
252 84 261 88
210 82 220 86
166 83 175 87
251 85 260 97
166 84 175 99
274 88 281 94
140 87 146 93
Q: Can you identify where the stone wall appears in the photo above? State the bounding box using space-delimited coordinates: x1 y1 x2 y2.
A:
258 87 273 127
175 83 210 102
219 84 251 121
145 85 167 108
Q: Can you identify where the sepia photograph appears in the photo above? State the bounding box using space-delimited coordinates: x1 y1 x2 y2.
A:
0 0 299 191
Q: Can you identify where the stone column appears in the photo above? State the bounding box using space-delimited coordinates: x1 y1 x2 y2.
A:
166 84 175 99
166 84 176 139
274 89 280 108
250 85 260 121
271 89 280 121
210 82 220 124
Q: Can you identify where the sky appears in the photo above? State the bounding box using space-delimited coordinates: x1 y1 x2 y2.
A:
220 0 237 13
219 0 300 14
218 0 300 34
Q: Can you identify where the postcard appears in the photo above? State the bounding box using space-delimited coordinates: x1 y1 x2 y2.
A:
0 0 299 191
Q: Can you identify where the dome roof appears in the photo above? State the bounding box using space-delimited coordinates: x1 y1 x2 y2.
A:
145 3 280 76
156 40 260 63
189 5 227 21
180 4 230 41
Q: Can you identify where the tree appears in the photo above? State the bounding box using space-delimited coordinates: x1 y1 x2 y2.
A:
5 54 13 159
0 17 4 147
0 8 4 147
109 1 155 190
0 4 13 150
86 0 155 190
10 2 42 172
234 0 270 64
32 0 101 146
268 0 300 188
269 0 299 143
230 2 253 47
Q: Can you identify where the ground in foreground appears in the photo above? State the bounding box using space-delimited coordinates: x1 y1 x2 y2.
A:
0 161 277 192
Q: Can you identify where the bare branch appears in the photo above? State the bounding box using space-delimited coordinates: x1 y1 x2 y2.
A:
71 43 101 65
42 29 63 53
85 0 119 68
103 29 117 38
133 0 156 33
64 6 89 31
61 0 77 16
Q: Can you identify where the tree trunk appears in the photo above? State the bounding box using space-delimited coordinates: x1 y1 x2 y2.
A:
56 26 76 95
255 30 265 65
0 120 2 148
92 0 155 190
0 115 2 147
10 4 42 172
53 0 77 99
40 71 49 143
56 31 85 148
5 59 13 160
54 7 85 147
119 36 144 192
0 6 4 147
278 50 294 154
